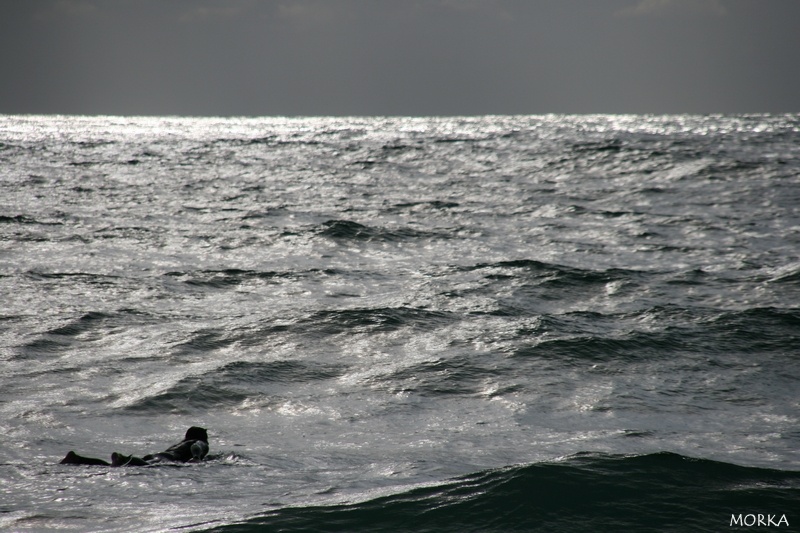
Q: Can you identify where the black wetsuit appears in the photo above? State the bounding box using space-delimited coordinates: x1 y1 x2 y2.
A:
60 426 209 467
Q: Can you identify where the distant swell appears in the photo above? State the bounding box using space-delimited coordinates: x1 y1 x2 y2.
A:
207 452 800 532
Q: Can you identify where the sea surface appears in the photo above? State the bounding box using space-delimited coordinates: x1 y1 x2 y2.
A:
1 114 799 532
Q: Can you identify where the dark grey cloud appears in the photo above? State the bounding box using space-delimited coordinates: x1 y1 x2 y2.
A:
1 0 798 116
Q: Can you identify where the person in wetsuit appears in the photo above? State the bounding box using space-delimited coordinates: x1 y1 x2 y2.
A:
60 426 209 466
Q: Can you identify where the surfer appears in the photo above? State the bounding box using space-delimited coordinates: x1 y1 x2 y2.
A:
60 426 209 466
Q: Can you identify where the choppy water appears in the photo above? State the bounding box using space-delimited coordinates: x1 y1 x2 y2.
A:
1 114 799 532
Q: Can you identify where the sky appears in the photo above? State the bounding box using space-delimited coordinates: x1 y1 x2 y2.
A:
1 0 799 116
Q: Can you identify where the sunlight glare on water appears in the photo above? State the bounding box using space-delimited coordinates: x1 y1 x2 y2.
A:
0 113 798 532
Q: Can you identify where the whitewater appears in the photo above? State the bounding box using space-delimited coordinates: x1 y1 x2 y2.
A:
1 114 798 532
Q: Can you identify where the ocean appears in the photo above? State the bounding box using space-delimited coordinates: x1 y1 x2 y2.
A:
1 114 798 532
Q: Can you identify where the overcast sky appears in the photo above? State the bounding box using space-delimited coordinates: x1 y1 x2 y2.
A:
2 0 799 116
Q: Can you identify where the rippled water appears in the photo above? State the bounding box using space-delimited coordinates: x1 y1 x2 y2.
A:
1 114 799 531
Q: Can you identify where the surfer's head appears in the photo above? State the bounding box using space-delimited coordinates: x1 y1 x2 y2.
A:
185 426 209 443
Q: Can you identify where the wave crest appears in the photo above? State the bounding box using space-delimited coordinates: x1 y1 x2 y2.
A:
209 452 800 532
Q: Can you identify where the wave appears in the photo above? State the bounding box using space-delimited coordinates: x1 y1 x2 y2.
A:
205 452 800 533
15 308 152 359
510 305 799 365
303 307 455 335
0 214 63 225
454 260 644 316
464 259 641 286
318 219 442 242
123 360 348 413
165 269 298 289
386 200 460 213
367 354 511 397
